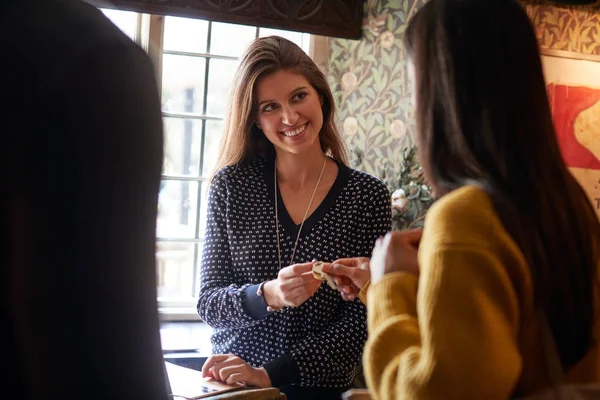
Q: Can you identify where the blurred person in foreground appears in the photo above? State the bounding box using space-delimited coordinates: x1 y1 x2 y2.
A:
2 0 166 398
323 0 600 398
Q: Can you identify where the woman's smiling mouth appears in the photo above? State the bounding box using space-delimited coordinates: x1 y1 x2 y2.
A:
280 123 308 137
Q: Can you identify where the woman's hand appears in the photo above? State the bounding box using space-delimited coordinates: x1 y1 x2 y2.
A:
370 229 423 285
321 257 370 301
263 261 321 309
201 354 271 387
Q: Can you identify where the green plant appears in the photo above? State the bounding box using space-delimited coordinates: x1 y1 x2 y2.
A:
388 146 433 231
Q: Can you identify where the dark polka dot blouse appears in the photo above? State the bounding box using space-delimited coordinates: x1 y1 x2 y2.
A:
197 156 391 388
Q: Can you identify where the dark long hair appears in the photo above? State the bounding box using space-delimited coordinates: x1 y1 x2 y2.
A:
404 0 600 369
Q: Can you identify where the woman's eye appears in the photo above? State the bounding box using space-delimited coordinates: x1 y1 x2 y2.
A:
262 103 277 112
293 92 308 101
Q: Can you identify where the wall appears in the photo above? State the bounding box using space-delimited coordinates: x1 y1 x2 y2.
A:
326 0 600 188
327 0 427 188
523 1 600 55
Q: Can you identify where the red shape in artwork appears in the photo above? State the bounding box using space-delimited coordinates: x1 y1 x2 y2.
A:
547 83 600 170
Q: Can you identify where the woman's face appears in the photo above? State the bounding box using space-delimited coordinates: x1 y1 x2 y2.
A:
255 69 324 157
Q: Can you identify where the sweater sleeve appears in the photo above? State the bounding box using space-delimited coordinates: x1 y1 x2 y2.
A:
363 244 523 400
366 180 393 250
264 298 368 387
358 181 391 305
358 280 370 305
196 173 268 329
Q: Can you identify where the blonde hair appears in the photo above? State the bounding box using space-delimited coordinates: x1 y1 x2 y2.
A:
210 36 348 181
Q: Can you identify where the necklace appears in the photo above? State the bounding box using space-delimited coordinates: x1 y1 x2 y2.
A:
275 156 327 270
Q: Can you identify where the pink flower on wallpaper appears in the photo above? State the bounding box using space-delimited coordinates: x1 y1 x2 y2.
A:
343 117 358 137
362 12 388 36
380 31 395 49
390 119 407 139
341 72 358 92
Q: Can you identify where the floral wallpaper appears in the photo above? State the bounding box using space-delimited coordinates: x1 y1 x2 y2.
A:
327 0 600 183
326 0 600 229
327 0 428 190
522 1 600 55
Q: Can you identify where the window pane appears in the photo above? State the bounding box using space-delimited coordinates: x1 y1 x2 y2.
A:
100 9 138 40
162 55 206 114
164 16 209 54
202 120 225 177
210 22 256 57
157 180 199 239
205 59 239 117
156 242 196 298
300 33 311 54
163 118 202 177
258 28 310 53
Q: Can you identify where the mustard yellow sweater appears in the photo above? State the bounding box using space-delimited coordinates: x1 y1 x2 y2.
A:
362 185 600 400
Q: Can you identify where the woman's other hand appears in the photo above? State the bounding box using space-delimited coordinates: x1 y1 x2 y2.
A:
370 229 423 285
201 354 271 387
322 257 370 301
263 261 321 309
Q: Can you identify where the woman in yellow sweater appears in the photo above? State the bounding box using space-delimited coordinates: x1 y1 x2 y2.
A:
322 0 600 398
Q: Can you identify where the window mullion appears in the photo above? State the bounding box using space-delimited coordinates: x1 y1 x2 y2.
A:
147 14 165 96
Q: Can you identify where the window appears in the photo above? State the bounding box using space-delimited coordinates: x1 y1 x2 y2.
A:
100 8 139 42
101 9 311 320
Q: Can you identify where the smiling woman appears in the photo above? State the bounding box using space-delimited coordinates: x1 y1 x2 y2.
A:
196 36 392 400
98 8 311 317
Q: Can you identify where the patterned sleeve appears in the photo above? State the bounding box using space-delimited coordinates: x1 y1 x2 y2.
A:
196 171 265 329
365 179 392 253
265 179 392 387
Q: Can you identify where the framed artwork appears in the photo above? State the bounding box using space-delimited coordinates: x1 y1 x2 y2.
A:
541 49 600 217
